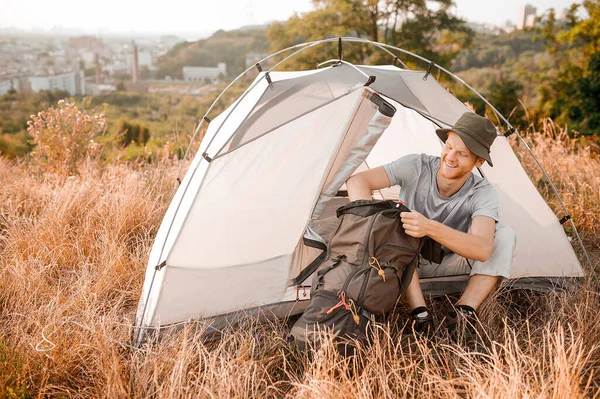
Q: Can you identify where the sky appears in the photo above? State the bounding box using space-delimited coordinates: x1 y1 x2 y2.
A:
0 0 582 40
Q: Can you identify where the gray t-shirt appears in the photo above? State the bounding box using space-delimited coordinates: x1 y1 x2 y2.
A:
382 153 498 234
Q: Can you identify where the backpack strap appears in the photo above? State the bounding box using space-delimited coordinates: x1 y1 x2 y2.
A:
314 255 346 289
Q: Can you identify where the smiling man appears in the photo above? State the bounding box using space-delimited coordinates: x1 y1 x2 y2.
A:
346 112 516 336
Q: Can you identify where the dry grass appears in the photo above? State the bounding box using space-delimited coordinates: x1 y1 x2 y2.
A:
1 124 599 398
513 120 600 242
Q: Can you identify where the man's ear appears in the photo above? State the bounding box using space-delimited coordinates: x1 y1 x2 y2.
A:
475 157 485 167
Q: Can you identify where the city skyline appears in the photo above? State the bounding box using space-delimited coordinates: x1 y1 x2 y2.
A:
1 0 585 40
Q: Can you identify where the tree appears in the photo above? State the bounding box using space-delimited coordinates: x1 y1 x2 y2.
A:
569 52 600 134
534 1 600 136
561 0 600 59
266 0 472 69
486 72 526 128
116 119 151 147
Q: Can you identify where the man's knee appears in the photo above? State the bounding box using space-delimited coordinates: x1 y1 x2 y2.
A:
471 224 516 279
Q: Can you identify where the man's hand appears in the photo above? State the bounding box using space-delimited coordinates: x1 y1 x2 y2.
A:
400 210 432 238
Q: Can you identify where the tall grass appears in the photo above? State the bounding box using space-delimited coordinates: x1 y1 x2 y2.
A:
513 119 600 241
0 123 599 398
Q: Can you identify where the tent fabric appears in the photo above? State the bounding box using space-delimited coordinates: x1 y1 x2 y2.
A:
220 66 367 155
139 87 386 327
135 63 584 343
312 98 393 219
361 101 582 280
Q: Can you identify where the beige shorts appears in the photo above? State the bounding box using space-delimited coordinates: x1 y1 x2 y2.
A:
418 224 516 280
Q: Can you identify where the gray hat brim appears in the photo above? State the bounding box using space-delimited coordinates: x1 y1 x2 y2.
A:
436 128 494 167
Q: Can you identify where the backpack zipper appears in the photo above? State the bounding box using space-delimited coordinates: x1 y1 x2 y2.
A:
339 211 384 308
306 290 349 323
340 267 365 294
374 243 419 256
357 209 404 307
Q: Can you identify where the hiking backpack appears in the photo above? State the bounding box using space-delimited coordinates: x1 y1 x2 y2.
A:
289 199 435 353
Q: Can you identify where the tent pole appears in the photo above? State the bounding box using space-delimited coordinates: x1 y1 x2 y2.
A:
174 36 596 281
177 41 318 181
368 39 597 281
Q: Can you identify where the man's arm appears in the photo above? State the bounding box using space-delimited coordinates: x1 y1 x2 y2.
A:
400 213 495 262
345 166 391 201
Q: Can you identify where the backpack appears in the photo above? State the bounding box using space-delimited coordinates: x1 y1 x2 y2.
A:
289 199 434 354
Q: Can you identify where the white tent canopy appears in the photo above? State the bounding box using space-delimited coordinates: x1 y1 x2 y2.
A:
134 55 585 344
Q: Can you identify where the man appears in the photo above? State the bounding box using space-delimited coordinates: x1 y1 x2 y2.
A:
345 112 516 334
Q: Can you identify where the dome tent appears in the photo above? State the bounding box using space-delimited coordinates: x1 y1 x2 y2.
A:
134 38 590 346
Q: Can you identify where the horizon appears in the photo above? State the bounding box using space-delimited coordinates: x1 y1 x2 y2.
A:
1 0 582 41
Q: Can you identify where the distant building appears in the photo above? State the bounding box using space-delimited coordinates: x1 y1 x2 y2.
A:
105 64 130 76
69 36 105 56
28 71 85 95
183 63 227 83
504 20 516 34
81 51 97 68
132 43 139 84
126 50 152 68
518 4 537 30
86 83 117 95
467 22 504 35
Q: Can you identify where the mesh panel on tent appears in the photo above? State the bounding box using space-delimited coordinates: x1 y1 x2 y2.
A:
218 66 366 155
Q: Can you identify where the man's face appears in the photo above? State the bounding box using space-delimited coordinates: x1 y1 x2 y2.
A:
439 131 484 180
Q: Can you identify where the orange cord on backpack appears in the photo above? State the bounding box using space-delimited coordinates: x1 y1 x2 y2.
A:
369 256 386 282
326 291 361 325
326 291 351 314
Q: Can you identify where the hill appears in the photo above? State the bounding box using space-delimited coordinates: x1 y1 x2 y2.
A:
154 27 270 79
452 29 545 72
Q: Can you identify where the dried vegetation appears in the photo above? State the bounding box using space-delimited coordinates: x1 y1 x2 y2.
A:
0 112 599 398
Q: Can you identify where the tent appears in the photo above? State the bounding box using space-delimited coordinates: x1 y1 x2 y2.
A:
134 38 589 345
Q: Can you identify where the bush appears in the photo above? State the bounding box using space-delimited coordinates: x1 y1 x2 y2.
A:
27 100 107 176
115 119 151 147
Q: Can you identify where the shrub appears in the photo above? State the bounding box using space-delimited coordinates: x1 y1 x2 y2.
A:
27 100 107 176
115 119 151 147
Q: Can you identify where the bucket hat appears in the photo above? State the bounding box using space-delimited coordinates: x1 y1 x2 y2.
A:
435 112 497 166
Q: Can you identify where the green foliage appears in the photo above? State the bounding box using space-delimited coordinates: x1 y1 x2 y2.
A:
266 0 472 69
0 131 30 157
448 1 600 137
452 30 544 72
0 341 32 399
116 119 151 146
155 28 269 79
566 52 600 133
0 89 72 158
533 0 600 136
0 87 228 161
486 74 527 127
560 0 600 59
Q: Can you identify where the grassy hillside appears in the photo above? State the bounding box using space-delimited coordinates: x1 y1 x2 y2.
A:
0 116 599 397
452 29 545 72
155 28 270 79
0 86 248 161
